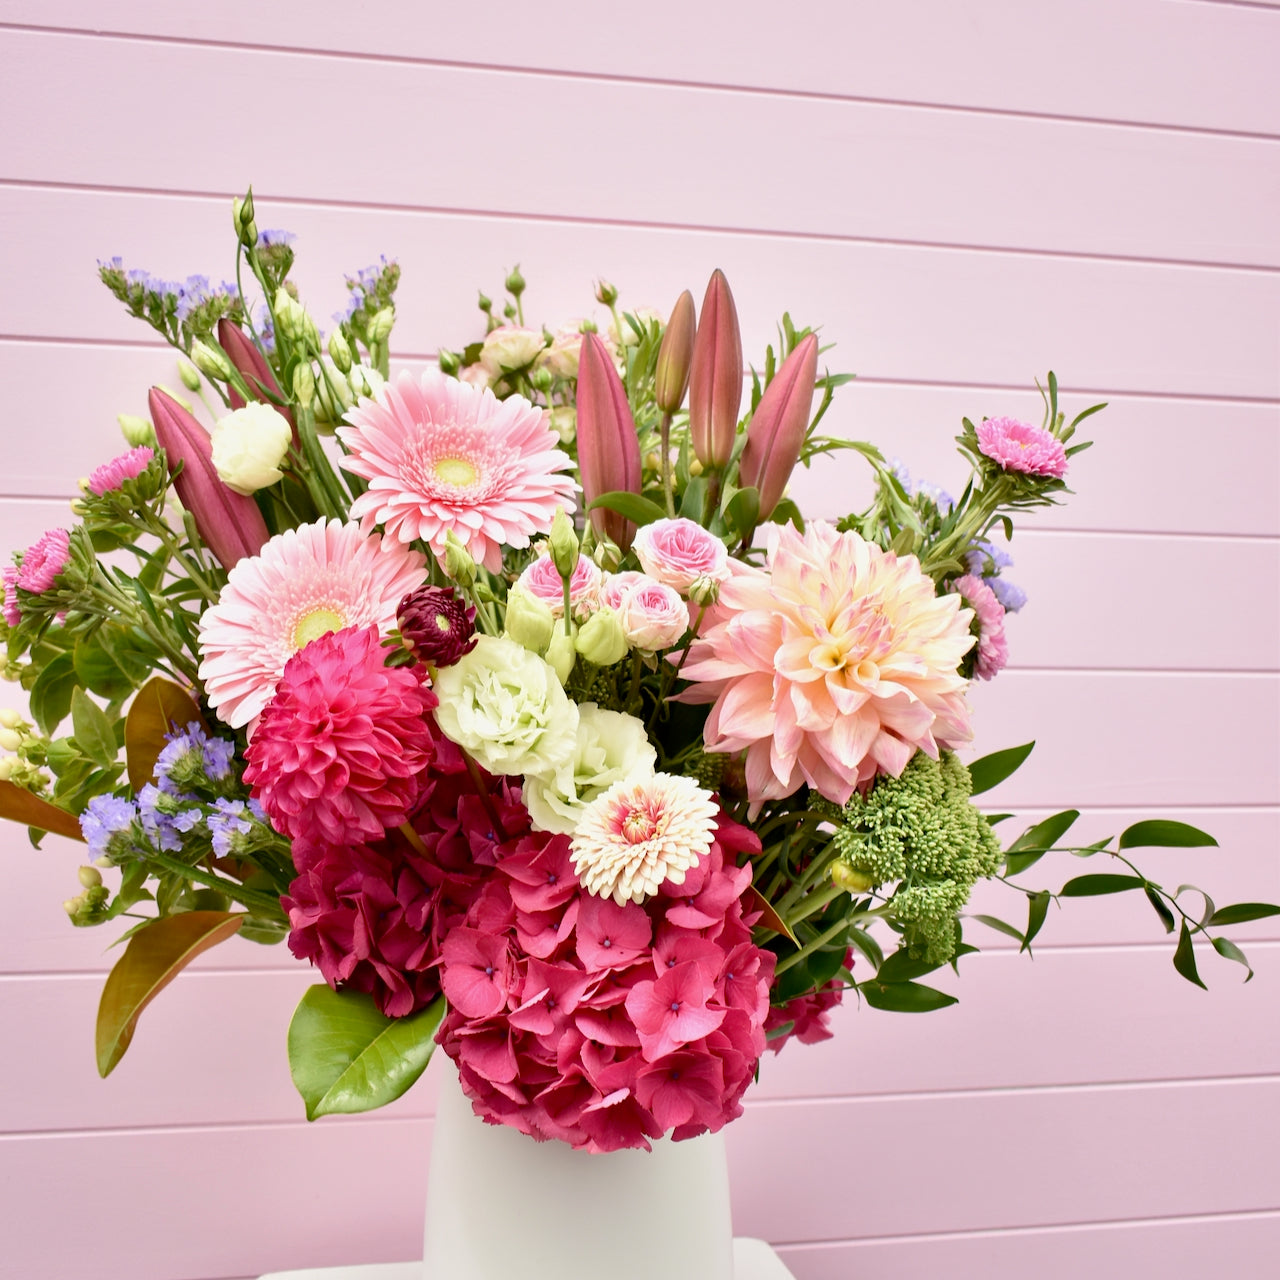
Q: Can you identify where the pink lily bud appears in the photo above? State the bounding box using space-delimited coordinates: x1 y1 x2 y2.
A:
148 387 270 570
688 269 743 470
216 318 295 431
737 333 819 520
575 332 642 552
654 290 696 415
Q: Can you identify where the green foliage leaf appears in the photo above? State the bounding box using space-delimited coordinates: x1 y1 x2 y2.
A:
287 985 443 1120
972 914 1025 944
0 780 85 842
1173 919 1208 991
96 911 244 1076
968 742 1034 796
1211 935 1254 981
1118 820 1217 850
767 497 804 530
859 979 958 1013
73 635 132 701
876 949 942 983
1059 874 1147 897
1207 903 1280 927
722 485 760 539
846 926 883 972
125 676 206 791
587 491 666 527
30 651 77 736
1023 889 1051 952
1145 886 1176 934
1005 849 1046 877
1009 810 1079 854
71 688 118 769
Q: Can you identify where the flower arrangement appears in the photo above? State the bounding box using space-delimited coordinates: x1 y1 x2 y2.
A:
2 189 1275 1151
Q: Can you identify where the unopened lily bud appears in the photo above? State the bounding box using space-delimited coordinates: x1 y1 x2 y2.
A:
504 583 556 654
118 413 157 448
292 362 316 409
177 358 202 392
505 265 526 297
233 191 257 246
831 862 877 894
78 865 103 889
688 269 743 470
595 279 618 307
156 385 194 413
190 339 235 382
367 306 395 344
687 575 721 608
438 349 461 377
655 289 696 415
545 628 577 684
576 606 629 666
575 333 642 552
327 329 353 374
548 508 580 581
443 530 476 587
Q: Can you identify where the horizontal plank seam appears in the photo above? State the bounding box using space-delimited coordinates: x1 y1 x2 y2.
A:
774 1203 1280 1250
2 24 1278 144
2 179 1279 277
4 1073 1280 1141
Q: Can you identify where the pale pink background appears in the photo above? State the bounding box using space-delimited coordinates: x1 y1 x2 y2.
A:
0 3 1278 1277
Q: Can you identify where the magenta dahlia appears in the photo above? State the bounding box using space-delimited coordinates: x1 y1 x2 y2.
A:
245 626 438 847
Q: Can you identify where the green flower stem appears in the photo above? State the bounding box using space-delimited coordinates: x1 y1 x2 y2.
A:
774 840 840 916
659 411 675 517
294 404 349 520
143 850 285 917
783 882 849 930
84 576 199 684
919 474 1013 577
774 915 855 977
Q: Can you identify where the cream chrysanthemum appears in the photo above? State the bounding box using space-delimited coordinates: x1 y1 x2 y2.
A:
570 772 718 905
197 518 428 729
677 521 975 812
336 369 577 573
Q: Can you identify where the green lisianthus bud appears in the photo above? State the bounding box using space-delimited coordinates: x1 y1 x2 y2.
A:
273 288 308 344
367 306 395 344
687 574 722 608
233 192 257 246
477 291 493 315
591 535 622 573
548 508 580 581
504 584 556 654
327 329 353 374
545 628 577 684
177 358 202 392
313 357 354 423
444 531 476 587
190 339 235 382
575 606 629 667
118 413 157 448
292 362 316 409
438 349 461 377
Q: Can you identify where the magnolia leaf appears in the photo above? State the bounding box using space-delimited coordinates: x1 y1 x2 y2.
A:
968 742 1034 796
125 676 206 791
0 780 86 842
1118 819 1217 850
743 886 797 944
587 491 666 527
1208 903 1280 927
96 911 244 1076
288 985 444 1120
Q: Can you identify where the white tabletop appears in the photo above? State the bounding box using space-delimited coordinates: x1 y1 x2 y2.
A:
260 1237 795 1279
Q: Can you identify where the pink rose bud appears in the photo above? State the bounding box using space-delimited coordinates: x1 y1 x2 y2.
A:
617 578 690 652
518 553 604 620
216 318 295 433
148 387 269 570
632 518 728 594
737 332 819 519
654 290 696 415
688 269 743 470
575 332 642 552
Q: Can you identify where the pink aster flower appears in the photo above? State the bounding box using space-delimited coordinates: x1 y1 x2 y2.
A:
518 552 603 619
953 573 1009 681
677 521 975 812
244 626 438 846
2 565 19 629
337 369 577 573
87 446 154 496
570 772 719 905
16 528 71 597
632 518 729 594
975 416 1067 479
197 518 427 730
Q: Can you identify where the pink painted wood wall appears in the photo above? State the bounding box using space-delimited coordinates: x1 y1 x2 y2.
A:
1 3 1278 1276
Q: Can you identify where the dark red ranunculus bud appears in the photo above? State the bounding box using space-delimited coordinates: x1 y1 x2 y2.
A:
398 586 478 667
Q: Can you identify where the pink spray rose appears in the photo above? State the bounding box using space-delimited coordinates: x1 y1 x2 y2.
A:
518 552 604 619
632 518 729 594
616 578 690 652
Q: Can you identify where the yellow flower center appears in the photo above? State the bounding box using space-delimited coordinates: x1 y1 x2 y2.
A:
293 606 346 650
434 456 479 487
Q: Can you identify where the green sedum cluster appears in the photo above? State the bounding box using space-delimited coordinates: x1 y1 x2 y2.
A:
832 751 1001 965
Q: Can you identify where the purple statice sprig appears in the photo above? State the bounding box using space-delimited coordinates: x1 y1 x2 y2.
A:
154 721 239 799
963 539 1027 613
97 258 243 351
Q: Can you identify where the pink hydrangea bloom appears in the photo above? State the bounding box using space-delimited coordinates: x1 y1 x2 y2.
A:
16 528 71 597
975 416 1067 479
517 552 603 618
764 949 854 1053
337 370 577 573
677 521 975 813
953 573 1009 681
632 518 729 594
245 626 438 846
87 446 154 496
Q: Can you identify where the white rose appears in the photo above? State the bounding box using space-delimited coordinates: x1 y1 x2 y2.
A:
210 403 293 494
431 635 579 778
524 704 657 834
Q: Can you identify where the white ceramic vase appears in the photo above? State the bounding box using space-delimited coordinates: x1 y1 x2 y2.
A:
424 1064 735 1280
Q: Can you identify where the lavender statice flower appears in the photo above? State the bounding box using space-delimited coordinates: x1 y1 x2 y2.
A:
155 721 238 794
915 479 954 513
80 794 138 862
256 229 297 248
137 782 201 852
988 576 1027 613
174 274 211 322
964 539 1014 576
207 798 255 858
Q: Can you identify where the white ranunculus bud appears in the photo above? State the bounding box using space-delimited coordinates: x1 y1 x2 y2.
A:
210 403 293 495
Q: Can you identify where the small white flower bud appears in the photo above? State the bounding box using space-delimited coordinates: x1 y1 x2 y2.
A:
0 728 21 752
367 306 395 344
177 358 203 392
190 340 235 382
78 865 103 889
327 330 353 374
0 709 22 729
118 413 157 449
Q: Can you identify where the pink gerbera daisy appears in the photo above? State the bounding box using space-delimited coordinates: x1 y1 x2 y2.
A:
197 518 428 729
87 446 154 496
975 416 1068 479
336 369 577 573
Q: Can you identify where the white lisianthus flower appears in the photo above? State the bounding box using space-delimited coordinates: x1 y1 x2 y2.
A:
210 403 293 495
432 635 579 778
347 363 385 401
524 704 657 835
479 325 547 376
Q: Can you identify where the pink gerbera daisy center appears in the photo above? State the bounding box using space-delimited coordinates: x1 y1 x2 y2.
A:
293 605 347 650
